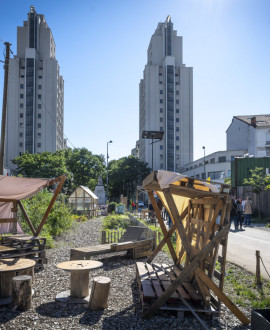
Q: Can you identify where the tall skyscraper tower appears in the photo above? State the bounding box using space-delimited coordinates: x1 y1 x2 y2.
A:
138 16 193 172
4 6 64 171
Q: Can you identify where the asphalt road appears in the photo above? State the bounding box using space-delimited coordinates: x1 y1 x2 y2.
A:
226 225 270 279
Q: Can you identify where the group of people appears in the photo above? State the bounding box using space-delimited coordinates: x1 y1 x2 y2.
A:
230 195 252 230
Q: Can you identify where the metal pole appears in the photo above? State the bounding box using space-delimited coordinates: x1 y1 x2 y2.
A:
202 146 205 179
0 42 11 175
106 140 112 201
152 137 154 170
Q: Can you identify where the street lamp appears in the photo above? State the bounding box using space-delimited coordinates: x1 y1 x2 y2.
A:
142 130 164 170
202 146 206 179
107 140 113 201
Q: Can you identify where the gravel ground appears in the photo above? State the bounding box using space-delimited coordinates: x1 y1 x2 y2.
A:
0 219 251 329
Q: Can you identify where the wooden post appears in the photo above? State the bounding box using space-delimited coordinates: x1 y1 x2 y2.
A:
18 201 35 235
256 250 262 286
12 275 32 311
70 270 89 298
89 276 111 310
34 175 66 237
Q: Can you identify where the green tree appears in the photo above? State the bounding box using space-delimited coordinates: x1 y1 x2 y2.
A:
65 148 106 191
243 167 270 219
108 156 151 201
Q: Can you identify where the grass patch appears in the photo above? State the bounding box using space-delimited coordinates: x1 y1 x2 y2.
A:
102 214 131 230
251 217 270 224
225 264 270 309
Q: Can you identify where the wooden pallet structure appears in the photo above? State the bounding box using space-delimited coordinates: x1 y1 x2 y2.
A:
0 234 47 270
138 170 250 326
70 226 154 260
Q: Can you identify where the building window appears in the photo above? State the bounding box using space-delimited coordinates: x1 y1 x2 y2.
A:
38 95 42 100
39 76 42 79
218 156 226 163
19 113 23 118
19 142 23 147
20 94 24 99
19 123 23 128
160 99 163 104
160 145 163 150
37 133 41 138
20 84 24 89
160 118 163 122
20 75 24 78
208 171 225 180
38 104 42 109
160 163 163 169
160 155 163 159
38 85 42 89
176 90 179 95
19 132 23 137
20 104 23 108
176 146 179 150
176 118 179 123
176 136 179 141
38 113 41 119
38 123 41 128
37 143 41 148
160 90 163 94
159 81 162 84
160 108 163 113
176 155 179 159
159 73 162 76
160 127 163 131
176 127 179 132
176 100 179 104
176 109 179 113
210 158 215 164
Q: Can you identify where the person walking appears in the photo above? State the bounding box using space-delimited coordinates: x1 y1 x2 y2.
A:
244 196 252 226
230 196 237 230
236 198 243 230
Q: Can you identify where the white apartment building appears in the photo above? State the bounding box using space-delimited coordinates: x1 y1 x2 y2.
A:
227 115 270 157
138 16 193 171
5 6 64 171
182 150 246 182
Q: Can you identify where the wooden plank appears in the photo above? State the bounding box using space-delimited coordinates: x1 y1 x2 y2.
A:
161 281 178 298
148 191 177 263
0 219 17 223
136 262 149 280
145 263 158 280
191 198 221 205
143 224 230 319
152 263 169 281
18 201 35 235
141 281 156 299
195 268 250 325
152 280 164 297
190 218 209 228
134 250 151 259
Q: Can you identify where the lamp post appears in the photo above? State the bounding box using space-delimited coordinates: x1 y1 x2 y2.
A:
106 140 112 201
141 131 164 170
202 146 206 179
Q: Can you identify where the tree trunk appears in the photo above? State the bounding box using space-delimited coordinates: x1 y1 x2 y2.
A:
89 276 111 310
12 275 32 311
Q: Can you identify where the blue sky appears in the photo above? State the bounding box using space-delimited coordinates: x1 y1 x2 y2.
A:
0 0 270 163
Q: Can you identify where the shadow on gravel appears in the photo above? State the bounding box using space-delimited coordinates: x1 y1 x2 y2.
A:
36 301 85 318
0 308 22 324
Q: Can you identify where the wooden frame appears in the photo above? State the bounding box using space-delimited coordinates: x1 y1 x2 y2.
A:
141 171 250 325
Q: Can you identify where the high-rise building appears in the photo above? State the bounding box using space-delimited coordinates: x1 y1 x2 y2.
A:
138 16 193 171
5 6 64 171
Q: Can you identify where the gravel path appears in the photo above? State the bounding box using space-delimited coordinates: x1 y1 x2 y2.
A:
0 219 250 329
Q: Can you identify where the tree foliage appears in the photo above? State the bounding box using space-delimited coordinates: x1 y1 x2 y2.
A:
12 148 106 193
108 156 151 200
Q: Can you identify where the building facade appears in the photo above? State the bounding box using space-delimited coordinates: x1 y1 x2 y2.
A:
138 16 193 171
227 115 270 157
5 6 64 171
182 150 246 183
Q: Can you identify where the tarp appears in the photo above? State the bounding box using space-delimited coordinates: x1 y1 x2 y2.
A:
0 175 50 202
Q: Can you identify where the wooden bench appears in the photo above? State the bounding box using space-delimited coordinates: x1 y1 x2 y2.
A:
136 262 218 319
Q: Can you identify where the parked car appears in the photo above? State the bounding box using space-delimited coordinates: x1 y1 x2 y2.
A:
138 201 144 207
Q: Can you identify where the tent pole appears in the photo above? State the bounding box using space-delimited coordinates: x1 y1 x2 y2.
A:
34 175 66 237
18 201 35 235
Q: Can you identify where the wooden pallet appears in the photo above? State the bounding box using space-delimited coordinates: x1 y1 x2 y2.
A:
0 234 47 269
136 262 219 319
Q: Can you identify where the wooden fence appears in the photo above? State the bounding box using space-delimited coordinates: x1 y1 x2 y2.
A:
101 230 125 244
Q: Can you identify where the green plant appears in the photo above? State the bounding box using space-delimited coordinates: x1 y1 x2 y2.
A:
108 202 117 214
102 214 131 230
19 189 74 247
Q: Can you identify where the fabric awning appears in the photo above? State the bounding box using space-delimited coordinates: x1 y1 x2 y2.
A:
0 175 50 202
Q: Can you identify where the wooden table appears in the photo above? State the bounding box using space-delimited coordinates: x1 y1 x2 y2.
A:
0 258 35 305
56 260 103 303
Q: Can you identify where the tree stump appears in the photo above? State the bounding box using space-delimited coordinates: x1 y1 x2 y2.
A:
12 275 32 311
89 276 111 310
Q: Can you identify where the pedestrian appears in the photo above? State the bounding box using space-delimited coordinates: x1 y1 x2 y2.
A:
132 201 135 212
236 198 243 230
244 196 252 226
230 196 237 230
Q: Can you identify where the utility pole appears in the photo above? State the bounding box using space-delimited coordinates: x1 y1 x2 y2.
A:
0 42 11 175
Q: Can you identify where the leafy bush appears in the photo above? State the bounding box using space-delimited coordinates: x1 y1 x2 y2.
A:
19 190 74 247
102 214 131 230
108 202 117 214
